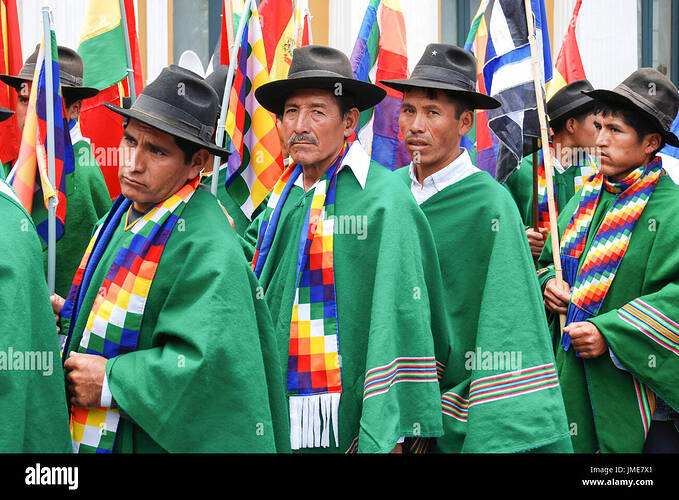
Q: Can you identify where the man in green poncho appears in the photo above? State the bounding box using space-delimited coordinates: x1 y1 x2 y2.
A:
0 105 72 453
0 45 111 298
504 79 598 258
540 68 679 453
382 44 572 453
241 45 447 453
50 65 288 453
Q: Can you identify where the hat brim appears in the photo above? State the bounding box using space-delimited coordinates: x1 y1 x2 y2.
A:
584 89 679 147
255 76 386 115
380 78 501 110
0 105 13 122
548 97 595 124
0 74 100 99
104 103 231 158
62 84 100 100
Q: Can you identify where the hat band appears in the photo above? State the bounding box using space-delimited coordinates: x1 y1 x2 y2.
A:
288 68 353 81
616 83 673 130
410 64 476 91
132 94 214 143
18 63 83 87
59 71 83 87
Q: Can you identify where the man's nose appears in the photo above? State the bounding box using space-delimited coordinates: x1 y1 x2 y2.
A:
291 109 312 134
120 146 140 171
409 110 426 134
595 129 608 148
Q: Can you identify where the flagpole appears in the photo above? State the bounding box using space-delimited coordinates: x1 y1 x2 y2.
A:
523 0 566 333
42 6 56 296
211 0 253 196
119 0 137 103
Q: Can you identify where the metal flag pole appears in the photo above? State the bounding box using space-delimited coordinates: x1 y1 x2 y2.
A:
524 0 567 334
211 0 254 196
42 6 57 296
119 0 137 103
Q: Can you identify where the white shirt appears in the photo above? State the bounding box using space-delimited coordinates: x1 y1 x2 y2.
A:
408 148 479 205
293 141 370 191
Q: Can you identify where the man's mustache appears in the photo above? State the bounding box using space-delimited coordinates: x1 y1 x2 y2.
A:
288 134 319 146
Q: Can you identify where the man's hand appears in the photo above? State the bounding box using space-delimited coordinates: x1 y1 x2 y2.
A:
526 227 548 258
64 352 108 408
50 294 65 334
544 278 571 314
564 321 607 358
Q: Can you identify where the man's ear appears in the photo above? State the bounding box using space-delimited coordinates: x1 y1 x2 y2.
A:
565 116 578 135
459 109 475 136
343 108 360 138
66 99 83 121
189 148 211 179
643 132 662 157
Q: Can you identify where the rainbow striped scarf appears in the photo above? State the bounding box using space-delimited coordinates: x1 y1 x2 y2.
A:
536 148 595 232
252 146 348 449
61 177 200 453
560 157 663 352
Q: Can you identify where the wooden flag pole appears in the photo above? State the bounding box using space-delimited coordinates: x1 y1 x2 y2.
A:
211 0 253 196
42 6 57 296
523 0 567 334
119 0 137 103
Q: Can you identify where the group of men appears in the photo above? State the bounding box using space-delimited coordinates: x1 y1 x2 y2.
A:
1 38 678 454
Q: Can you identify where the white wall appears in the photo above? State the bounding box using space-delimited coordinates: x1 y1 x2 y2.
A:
145 0 169 83
552 0 638 90
328 0 438 74
17 0 151 83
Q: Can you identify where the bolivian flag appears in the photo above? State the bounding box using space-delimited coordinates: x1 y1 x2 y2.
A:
77 0 143 199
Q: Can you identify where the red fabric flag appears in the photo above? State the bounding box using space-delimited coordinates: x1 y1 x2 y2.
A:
547 0 585 100
220 0 230 66
302 9 312 46
0 0 22 166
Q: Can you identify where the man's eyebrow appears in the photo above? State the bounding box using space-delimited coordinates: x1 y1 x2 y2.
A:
285 101 329 110
145 139 169 153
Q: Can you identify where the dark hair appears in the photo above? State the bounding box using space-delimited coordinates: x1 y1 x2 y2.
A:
62 89 80 111
550 104 595 135
423 88 473 118
332 93 357 116
595 102 665 154
173 135 203 165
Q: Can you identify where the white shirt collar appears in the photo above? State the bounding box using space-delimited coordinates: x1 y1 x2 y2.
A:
552 154 566 174
408 148 479 205
293 141 370 191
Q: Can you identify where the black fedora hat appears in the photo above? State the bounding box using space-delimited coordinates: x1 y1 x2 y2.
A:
583 67 679 147
0 45 99 100
0 105 13 122
547 79 595 124
105 65 229 157
255 45 386 115
380 43 500 110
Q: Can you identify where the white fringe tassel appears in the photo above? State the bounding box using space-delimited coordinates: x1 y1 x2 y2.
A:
289 393 340 450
